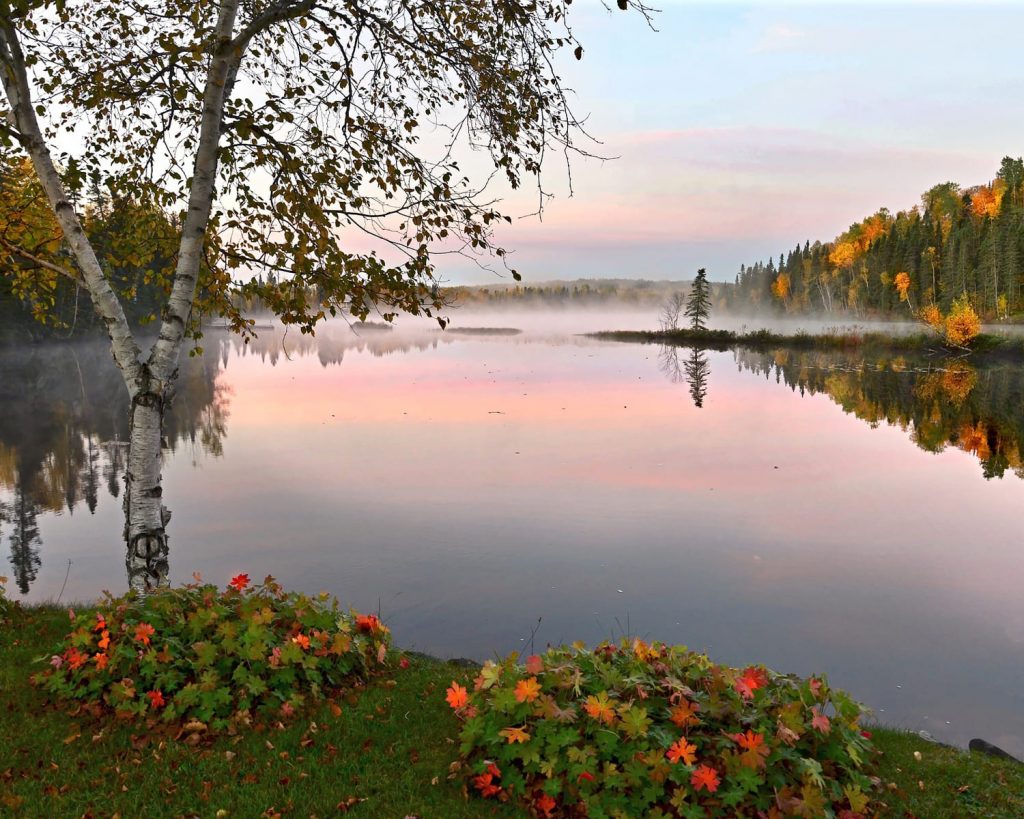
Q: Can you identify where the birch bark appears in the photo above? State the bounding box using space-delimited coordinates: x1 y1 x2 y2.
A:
0 1 242 591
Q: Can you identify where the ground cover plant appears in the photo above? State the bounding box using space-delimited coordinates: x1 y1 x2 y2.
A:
448 640 877 817
1 601 1022 816
36 574 391 729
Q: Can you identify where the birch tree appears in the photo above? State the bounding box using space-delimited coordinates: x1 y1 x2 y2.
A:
0 0 652 591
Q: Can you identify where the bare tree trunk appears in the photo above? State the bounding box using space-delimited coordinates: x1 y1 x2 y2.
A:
124 394 171 592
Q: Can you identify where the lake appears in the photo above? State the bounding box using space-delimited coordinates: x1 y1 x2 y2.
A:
1 311 1022 759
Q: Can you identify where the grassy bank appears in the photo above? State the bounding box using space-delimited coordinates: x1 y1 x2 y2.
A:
590 327 1024 359
2 605 1021 817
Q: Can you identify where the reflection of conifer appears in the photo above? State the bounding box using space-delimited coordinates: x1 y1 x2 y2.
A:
83 434 100 514
9 485 42 594
104 442 125 499
684 348 710 408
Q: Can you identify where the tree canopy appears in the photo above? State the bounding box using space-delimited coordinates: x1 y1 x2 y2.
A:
729 158 1024 320
2 0 652 344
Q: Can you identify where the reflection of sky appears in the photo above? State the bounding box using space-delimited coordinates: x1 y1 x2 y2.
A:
23 329 1024 758
439 3 1024 282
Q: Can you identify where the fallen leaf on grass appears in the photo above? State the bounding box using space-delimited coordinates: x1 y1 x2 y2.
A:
63 732 80 745
337 796 367 812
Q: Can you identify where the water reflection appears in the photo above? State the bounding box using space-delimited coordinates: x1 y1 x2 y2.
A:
2 325 1023 756
732 349 1024 480
0 327 456 591
658 345 711 409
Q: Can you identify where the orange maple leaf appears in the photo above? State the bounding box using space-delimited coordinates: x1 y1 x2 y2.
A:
690 764 720 793
133 623 155 646
735 730 770 769
669 698 700 728
93 652 108 671
355 614 382 634
499 725 531 744
583 692 616 725
666 737 697 765
535 792 557 816
525 654 544 674
97 630 110 651
146 690 165 709
445 682 469 710
514 676 542 703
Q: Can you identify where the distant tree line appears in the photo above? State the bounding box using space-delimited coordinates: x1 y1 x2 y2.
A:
726 157 1024 321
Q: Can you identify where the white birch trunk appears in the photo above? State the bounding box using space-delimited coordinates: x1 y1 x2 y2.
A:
1 2 241 591
125 397 171 592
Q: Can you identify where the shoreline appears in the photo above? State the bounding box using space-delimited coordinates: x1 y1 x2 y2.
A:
588 327 1024 359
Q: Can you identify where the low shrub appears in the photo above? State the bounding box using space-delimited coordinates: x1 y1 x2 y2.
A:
449 640 877 818
37 574 391 729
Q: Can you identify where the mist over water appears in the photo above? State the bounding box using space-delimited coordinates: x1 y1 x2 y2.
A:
2 307 1023 758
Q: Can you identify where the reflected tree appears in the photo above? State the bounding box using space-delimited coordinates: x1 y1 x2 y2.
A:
658 344 685 384
684 349 710 409
8 483 41 594
735 348 1024 479
0 342 229 592
658 344 711 408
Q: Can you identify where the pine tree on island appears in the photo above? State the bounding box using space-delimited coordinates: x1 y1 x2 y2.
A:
685 268 712 331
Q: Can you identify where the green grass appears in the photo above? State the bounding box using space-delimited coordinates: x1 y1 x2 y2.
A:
589 327 1024 360
2 604 1021 817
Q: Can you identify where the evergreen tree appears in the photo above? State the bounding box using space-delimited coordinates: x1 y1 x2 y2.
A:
685 268 712 330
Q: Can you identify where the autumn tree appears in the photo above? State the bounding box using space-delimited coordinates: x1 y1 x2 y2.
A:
770 272 790 305
727 157 1024 320
893 271 913 312
0 0 652 590
944 293 981 348
685 268 711 331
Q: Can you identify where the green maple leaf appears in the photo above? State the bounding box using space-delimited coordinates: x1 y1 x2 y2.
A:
619 704 652 738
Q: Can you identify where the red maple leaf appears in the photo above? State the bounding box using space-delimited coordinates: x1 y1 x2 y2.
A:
228 573 250 592
736 666 768 699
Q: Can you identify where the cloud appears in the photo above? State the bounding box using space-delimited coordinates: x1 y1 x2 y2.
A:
447 125 998 282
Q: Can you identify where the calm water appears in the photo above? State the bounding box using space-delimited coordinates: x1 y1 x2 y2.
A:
2 314 1022 758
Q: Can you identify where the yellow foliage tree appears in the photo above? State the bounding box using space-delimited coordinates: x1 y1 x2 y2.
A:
828 241 858 269
770 272 791 303
919 303 943 331
0 157 69 323
893 271 913 311
944 294 981 347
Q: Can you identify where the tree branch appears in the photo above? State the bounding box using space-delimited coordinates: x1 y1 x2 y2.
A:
0 236 81 282
0 21 144 390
